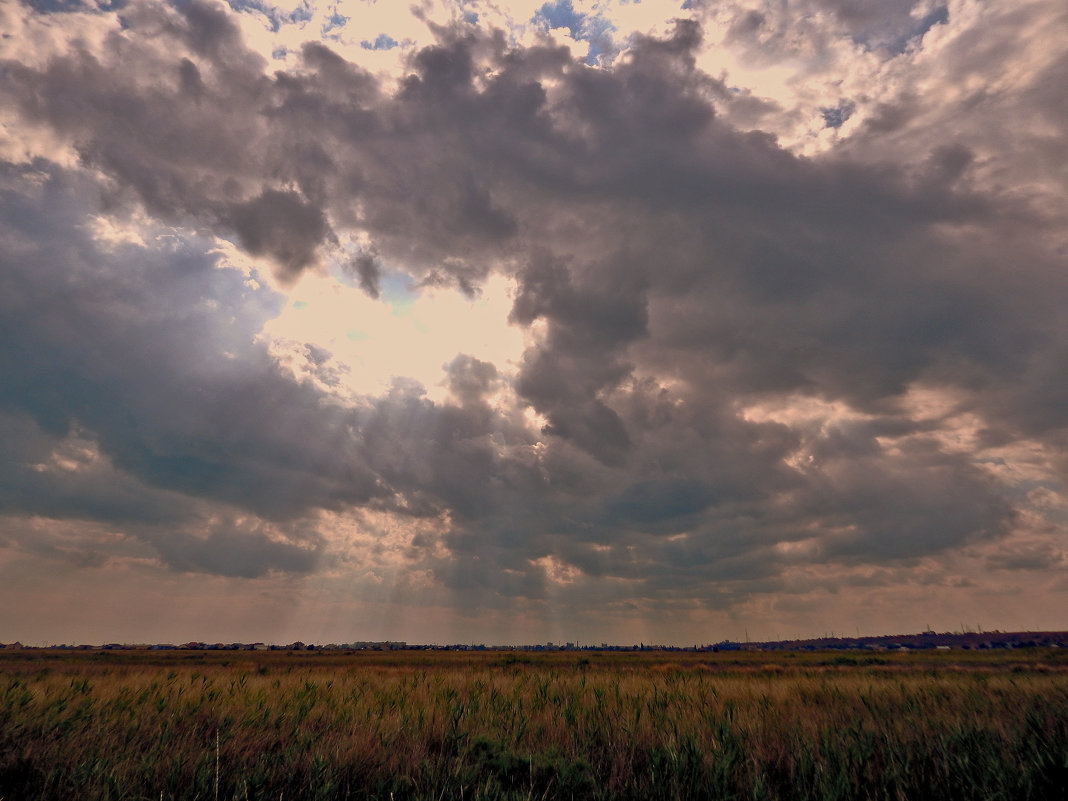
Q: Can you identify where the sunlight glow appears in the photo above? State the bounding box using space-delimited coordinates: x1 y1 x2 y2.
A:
260 271 525 404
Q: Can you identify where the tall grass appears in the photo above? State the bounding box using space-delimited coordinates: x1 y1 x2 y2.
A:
1 649 1067 799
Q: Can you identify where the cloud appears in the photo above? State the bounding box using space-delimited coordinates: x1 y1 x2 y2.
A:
230 188 331 279
1 0 1067 642
0 162 383 523
149 518 320 578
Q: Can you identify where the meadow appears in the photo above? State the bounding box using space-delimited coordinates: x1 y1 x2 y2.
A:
2 647 1067 800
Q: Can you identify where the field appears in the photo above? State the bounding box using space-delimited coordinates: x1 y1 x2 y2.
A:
2 648 1068 800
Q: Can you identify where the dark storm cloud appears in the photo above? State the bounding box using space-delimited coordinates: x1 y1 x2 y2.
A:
0 163 384 525
357 371 541 525
0 2 333 277
23 0 127 12
347 250 382 298
510 249 646 464
0 160 539 578
149 519 320 578
230 188 330 279
1 0 1065 608
0 410 191 527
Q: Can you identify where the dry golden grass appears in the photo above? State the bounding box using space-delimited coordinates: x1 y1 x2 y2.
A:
2 648 1067 799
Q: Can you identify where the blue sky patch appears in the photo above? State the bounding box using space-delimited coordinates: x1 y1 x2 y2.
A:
853 5 949 55
321 7 348 36
532 0 617 65
534 0 585 40
224 0 313 33
361 33 399 51
820 100 856 129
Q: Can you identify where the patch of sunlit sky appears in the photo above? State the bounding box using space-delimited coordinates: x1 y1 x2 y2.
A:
260 269 525 403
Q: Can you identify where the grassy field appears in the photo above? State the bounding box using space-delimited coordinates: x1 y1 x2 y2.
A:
2 647 1067 800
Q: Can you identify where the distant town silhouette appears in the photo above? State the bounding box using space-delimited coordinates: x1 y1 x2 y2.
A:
5 630 1067 653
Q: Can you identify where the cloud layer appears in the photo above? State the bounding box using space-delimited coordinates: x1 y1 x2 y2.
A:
1 0 1066 644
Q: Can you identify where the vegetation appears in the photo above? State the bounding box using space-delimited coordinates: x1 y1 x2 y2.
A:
2 648 1068 800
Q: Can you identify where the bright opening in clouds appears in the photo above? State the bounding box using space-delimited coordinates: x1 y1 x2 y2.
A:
261 271 525 402
1 0 1066 646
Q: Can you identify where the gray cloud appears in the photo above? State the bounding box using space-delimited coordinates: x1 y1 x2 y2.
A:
1 0 1066 628
0 163 384 523
230 189 331 279
149 519 320 578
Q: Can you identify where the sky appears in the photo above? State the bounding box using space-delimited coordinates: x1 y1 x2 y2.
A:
1 0 1067 647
